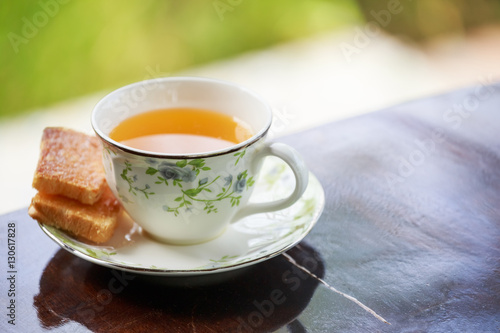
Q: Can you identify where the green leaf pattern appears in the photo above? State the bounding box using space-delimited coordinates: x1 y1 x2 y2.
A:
117 149 255 216
47 226 117 259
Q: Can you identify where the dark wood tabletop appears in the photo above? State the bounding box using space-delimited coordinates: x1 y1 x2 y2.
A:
1 82 500 332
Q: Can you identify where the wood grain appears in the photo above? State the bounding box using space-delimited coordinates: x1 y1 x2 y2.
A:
2 82 499 332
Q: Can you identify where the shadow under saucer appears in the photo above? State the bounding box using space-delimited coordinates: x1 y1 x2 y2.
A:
34 242 325 332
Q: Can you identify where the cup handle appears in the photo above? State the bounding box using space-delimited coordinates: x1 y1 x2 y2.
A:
231 142 309 223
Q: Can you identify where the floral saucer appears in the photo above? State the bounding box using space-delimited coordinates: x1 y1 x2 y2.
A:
39 157 324 276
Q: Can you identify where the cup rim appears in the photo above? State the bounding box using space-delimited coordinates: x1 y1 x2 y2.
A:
91 76 272 159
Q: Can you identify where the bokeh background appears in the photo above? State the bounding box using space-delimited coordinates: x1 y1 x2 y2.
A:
2 0 500 119
1 0 500 214
1 0 360 118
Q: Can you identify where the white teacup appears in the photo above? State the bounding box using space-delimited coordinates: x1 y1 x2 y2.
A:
92 77 309 245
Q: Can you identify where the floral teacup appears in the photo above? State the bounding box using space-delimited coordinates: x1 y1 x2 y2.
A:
92 77 309 245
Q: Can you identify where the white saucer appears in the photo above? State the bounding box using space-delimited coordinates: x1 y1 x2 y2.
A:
39 157 325 276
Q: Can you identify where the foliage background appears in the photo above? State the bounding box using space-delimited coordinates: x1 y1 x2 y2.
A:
1 0 499 119
0 0 360 119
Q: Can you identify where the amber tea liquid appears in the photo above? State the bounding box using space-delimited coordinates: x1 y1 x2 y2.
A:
109 108 254 154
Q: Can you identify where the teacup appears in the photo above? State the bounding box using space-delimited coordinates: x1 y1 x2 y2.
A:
92 77 309 245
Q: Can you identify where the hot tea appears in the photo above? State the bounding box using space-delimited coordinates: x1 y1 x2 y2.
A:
109 108 253 154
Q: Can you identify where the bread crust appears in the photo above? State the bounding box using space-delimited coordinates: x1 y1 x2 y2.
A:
29 186 121 243
32 127 106 205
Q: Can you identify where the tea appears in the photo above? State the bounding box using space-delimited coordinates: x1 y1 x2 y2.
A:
109 108 253 154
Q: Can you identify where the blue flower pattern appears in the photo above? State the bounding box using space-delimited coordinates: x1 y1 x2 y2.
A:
158 162 197 182
117 151 255 216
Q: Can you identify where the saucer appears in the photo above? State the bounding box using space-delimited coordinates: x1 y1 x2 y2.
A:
39 157 325 276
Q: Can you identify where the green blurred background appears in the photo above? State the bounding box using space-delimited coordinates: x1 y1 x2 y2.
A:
1 0 499 119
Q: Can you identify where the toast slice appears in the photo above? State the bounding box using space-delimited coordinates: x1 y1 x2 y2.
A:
29 186 121 244
32 127 106 205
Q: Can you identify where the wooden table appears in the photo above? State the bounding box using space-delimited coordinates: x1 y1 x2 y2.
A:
1 83 500 332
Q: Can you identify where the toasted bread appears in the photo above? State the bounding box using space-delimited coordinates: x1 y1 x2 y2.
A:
32 127 106 205
29 186 121 244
